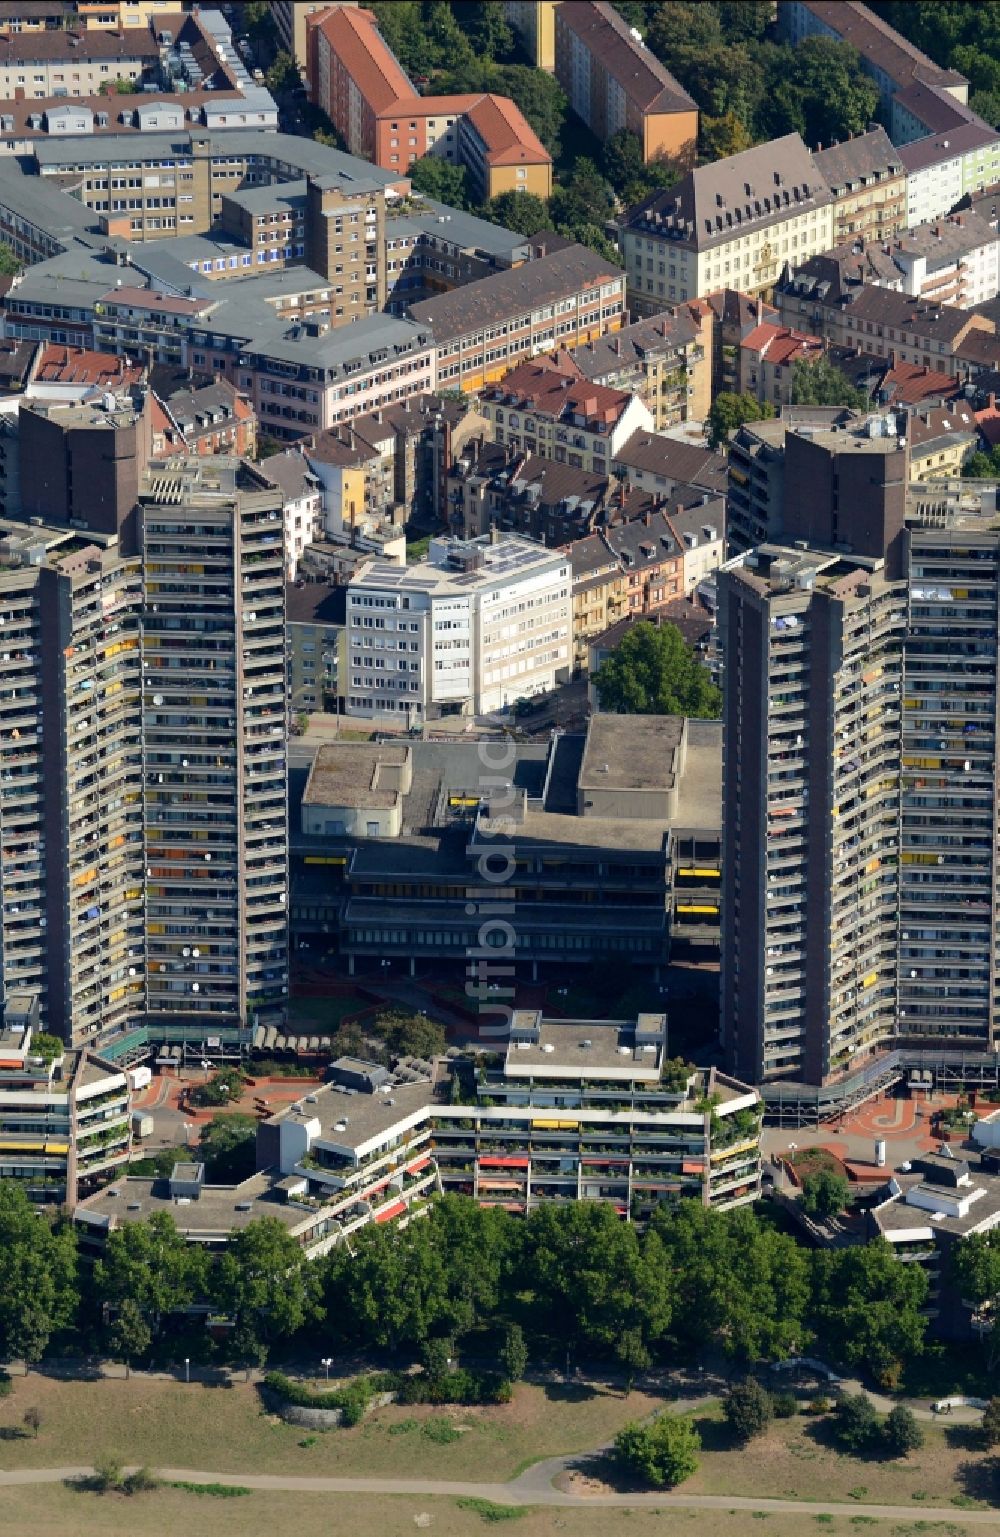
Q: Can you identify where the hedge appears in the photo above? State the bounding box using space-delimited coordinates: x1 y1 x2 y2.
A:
262 1366 511 1420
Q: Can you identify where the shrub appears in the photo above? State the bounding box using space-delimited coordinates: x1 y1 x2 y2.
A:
772 1391 799 1419
808 1395 832 1415
834 1394 879 1455
90 1456 124 1494
982 1396 1000 1449
455 1497 527 1522
422 1417 462 1444
883 1404 923 1458
168 1481 252 1498
261 1369 396 1425
613 1412 701 1488
122 1467 160 1496
0 1369 11 1399
724 1378 773 1443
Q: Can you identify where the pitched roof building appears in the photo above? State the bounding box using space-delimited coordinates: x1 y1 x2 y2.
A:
553 1 697 165
621 133 835 307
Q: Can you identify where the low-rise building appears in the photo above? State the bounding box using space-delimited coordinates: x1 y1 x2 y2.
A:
555 306 712 428
0 997 131 1208
738 320 825 407
259 447 323 579
621 133 835 310
479 359 653 473
151 377 257 459
907 401 978 478
290 715 723 975
344 530 572 721
870 1148 1000 1340
0 24 158 97
890 212 1000 309
700 288 779 395
611 429 729 498
553 1 698 166
449 442 611 544
813 127 907 245
409 243 627 394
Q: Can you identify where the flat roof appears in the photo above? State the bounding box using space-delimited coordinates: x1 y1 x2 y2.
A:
580 714 682 794
274 1075 437 1156
75 1170 312 1236
303 742 408 810
505 1013 666 1078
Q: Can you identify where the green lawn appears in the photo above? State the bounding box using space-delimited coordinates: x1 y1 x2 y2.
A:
0 1378 662 1483
0 1485 953 1537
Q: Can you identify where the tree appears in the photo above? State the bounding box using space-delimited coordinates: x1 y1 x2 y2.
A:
421 1334 455 1381
951 1233 1000 1367
705 391 775 450
789 355 868 410
0 1184 79 1367
962 445 1000 480
107 1298 151 1379
834 1391 879 1454
198 1113 258 1182
982 1396 1000 1449
212 1218 321 1342
0 242 21 277
230 1318 268 1381
408 155 470 210
800 1170 851 1220
613 1412 700 1487
374 1009 447 1061
498 1322 528 1384
883 1403 924 1457
22 1406 41 1440
483 189 550 237
724 1377 773 1443
464 1 515 62
549 158 615 230
188 1064 244 1108
99 76 137 96
812 1242 929 1387
700 111 753 161
93 1211 209 1335
761 38 879 149
491 65 567 155
602 129 647 196
593 620 721 719
266 50 300 96
615 1327 651 1396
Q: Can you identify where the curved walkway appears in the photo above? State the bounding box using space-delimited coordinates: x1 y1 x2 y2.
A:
1 1463 998 1524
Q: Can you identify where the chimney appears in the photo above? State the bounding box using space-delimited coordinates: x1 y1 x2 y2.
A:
755 294 763 325
614 336 621 356
888 348 895 369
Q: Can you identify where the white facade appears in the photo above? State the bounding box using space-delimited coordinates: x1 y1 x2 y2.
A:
894 228 1000 309
345 533 572 720
905 151 965 227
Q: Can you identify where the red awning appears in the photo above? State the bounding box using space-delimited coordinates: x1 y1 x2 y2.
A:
374 1199 406 1223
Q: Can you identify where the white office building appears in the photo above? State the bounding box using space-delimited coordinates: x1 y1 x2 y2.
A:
345 532 572 720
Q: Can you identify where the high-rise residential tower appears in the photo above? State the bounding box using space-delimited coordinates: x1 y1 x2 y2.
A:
0 450 288 1059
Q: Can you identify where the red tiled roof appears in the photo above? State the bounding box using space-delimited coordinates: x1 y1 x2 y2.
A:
313 5 412 117
879 360 960 405
33 343 144 388
486 360 633 425
741 322 823 367
461 92 551 167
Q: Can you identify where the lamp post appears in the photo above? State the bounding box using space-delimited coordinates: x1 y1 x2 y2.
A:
184 1357 190 1384
321 1357 333 1384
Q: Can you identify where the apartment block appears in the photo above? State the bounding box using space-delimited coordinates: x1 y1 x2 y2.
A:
554 1 697 166
257 447 322 579
773 275 1000 379
720 542 909 1087
343 531 571 721
271 0 350 71
479 360 654 473
737 321 825 407
139 458 287 1039
504 1 558 70
621 133 835 310
285 581 345 715
305 5 551 198
812 128 907 245
778 2 969 119
0 26 157 97
0 998 132 1206
555 306 713 429
901 124 1000 228
410 243 626 394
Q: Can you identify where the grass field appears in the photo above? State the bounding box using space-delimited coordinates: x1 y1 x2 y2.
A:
2 1485 987 1537
0 1378 662 1482
677 1404 987 1509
